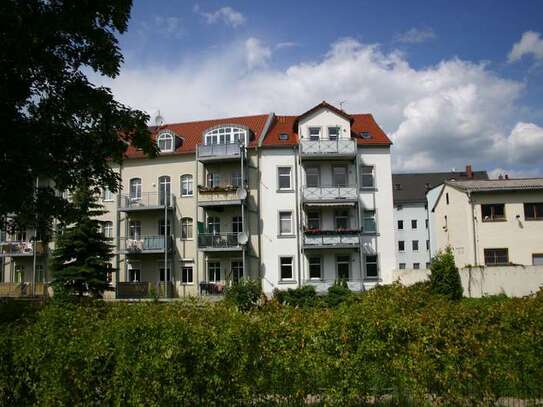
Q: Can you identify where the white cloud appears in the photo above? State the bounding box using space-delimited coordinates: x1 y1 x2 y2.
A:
154 16 184 37
395 27 436 44
194 5 245 28
94 37 543 175
245 38 272 69
275 42 299 50
508 31 543 62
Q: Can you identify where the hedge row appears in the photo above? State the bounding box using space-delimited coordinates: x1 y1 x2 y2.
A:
1 284 542 405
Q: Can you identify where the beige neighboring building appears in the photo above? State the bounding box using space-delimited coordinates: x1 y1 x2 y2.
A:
432 178 543 267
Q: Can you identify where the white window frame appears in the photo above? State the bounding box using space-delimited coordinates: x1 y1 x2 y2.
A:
206 172 221 188
279 211 294 236
360 165 375 189
129 220 141 240
181 265 194 284
279 256 294 281
128 261 141 282
208 261 221 282
363 210 376 233
207 216 220 234
308 256 322 280
157 132 174 152
308 127 321 141
336 255 351 280
181 174 193 197
103 221 113 238
181 217 193 240
103 188 114 202
158 175 171 206
277 166 292 191
204 126 247 146
129 178 142 201
328 126 339 140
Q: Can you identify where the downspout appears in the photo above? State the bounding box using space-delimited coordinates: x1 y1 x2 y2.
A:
468 191 478 266
355 150 365 290
294 144 302 288
115 164 122 298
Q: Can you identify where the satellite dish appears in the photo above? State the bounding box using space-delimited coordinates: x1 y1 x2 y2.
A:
238 232 248 245
237 187 247 200
154 111 165 127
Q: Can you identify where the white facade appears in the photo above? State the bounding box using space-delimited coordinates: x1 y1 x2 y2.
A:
393 204 431 270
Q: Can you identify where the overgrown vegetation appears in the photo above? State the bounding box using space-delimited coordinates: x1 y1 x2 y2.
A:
224 278 262 311
429 247 464 300
1 284 541 405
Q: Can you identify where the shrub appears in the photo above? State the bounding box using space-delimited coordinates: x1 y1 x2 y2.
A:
429 247 463 300
325 279 352 307
224 278 262 311
273 285 317 307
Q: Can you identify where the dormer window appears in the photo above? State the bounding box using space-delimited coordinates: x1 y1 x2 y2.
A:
360 131 371 139
309 127 320 141
279 133 289 141
204 126 247 146
157 131 174 152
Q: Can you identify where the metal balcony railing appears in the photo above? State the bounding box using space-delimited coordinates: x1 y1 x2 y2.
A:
300 139 356 157
303 185 358 201
198 233 241 249
120 236 173 254
303 233 360 247
119 192 174 210
197 143 241 160
0 241 47 257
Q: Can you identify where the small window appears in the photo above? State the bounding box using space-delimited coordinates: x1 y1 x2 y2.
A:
278 167 292 190
181 218 193 239
182 266 193 284
337 255 350 280
307 211 321 230
306 167 320 187
413 263 420 270
398 241 405 251
279 211 293 235
363 210 376 233
232 216 243 234
426 240 430 250
208 262 221 282
426 262 431 269
157 132 174 152
397 220 403 230
411 219 417 229
425 219 429 229
533 254 543 266
446 193 449 205
231 171 242 187
103 221 113 238
129 178 142 200
481 204 505 222
399 263 406 270
181 174 193 197
279 133 289 141
524 203 543 220
360 131 371 139
309 257 321 280
366 255 378 278
328 127 339 140
412 240 419 251
308 127 320 141
360 166 375 188
484 248 509 266
103 188 114 202
280 257 294 280
335 210 350 230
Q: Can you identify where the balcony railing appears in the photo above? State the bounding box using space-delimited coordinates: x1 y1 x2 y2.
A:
303 232 360 248
300 139 356 158
0 241 47 257
303 185 358 202
198 233 241 250
120 236 173 254
198 184 246 205
197 143 241 161
117 282 174 299
119 192 174 211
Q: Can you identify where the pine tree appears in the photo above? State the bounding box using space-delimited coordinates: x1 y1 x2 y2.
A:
429 247 464 300
50 185 114 299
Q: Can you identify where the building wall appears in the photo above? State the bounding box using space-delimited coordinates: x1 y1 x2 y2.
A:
298 109 351 140
426 184 444 258
393 203 431 269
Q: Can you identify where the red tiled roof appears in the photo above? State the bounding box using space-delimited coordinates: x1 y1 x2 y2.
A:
261 115 298 147
350 114 391 146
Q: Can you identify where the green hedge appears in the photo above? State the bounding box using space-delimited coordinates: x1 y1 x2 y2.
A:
1 284 542 405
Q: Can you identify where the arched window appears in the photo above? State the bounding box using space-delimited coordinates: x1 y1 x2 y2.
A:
181 217 193 239
204 126 247 146
158 176 171 206
129 178 142 200
157 132 174 152
180 174 193 197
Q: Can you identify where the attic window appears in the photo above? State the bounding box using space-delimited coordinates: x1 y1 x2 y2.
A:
204 126 247 145
360 131 371 139
157 131 174 152
279 133 288 141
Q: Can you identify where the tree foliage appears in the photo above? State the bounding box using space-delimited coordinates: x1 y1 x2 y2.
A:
49 185 114 298
0 0 157 236
429 247 464 300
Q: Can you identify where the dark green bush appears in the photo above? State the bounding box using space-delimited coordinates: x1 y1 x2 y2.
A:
325 279 352 307
429 247 463 300
224 278 262 311
0 285 542 405
273 285 317 307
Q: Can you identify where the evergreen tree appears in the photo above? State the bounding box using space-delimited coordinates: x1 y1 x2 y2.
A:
50 185 114 298
429 247 464 300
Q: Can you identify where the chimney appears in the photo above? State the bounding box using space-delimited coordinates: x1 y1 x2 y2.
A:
505 174 509 180
465 164 473 179
498 174 504 180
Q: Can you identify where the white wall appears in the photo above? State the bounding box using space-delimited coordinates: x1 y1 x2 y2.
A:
298 108 351 140
426 184 444 257
393 203 431 269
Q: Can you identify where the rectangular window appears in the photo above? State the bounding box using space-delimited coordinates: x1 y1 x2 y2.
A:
231 171 242 187
482 204 505 221
128 268 141 282
397 220 403 230
181 218 193 239
307 211 321 230
398 241 405 251
411 219 417 229
206 173 221 187
279 211 293 235
309 127 320 141
207 216 220 234
278 167 292 190
426 240 430 250
524 203 543 220
181 175 193 196
309 257 321 280
182 266 193 284
337 255 350 280
399 263 406 270
366 255 378 278
280 257 293 280
426 262 431 269
533 254 543 266
208 262 221 282
412 240 419 251
159 266 171 282
231 261 243 283
232 216 243 234
159 219 171 236
306 167 320 187
484 248 509 266
332 166 348 187
413 263 420 270
335 210 349 229
36 265 45 283
425 219 429 229
328 127 339 140
363 211 376 233
103 188 114 201
360 166 375 188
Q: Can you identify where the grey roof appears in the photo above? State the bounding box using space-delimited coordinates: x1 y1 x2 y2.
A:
392 171 489 204
446 178 543 192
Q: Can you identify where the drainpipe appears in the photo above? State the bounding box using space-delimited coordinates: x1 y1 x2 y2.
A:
294 145 302 288
355 151 364 290
468 191 478 266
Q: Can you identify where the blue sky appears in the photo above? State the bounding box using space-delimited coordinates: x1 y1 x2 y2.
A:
98 0 543 177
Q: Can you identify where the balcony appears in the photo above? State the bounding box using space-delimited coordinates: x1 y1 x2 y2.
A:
198 233 243 252
303 231 360 249
300 139 356 160
117 282 175 299
198 184 246 207
197 143 242 162
303 185 358 204
119 192 175 212
120 236 173 255
0 241 47 257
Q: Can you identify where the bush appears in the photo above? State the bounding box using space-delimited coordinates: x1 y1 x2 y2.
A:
325 279 352 307
429 247 463 300
273 285 317 307
224 278 262 311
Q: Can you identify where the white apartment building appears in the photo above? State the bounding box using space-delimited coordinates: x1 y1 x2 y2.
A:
0 101 396 298
433 178 543 268
392 167 488 270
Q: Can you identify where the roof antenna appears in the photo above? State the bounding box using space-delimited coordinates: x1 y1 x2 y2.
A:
338 100 346 111
154 110 165 127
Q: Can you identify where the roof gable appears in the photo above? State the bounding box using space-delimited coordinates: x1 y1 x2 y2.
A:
292 101 353 131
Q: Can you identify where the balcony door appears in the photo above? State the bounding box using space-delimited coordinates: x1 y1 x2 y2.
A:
231 260 243 283
159 176 171 206
332 166 348 187
306 167 320 188
336 255 350 280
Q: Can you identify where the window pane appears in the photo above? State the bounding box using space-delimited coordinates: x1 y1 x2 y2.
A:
333 167 347 187
278 167 291 190
307 212 320 230
209 262 220 282
279 212 292 235
337 256 350 280
309 257 321 279
364 211 376 232
361 166 374 188
182 266 193 283
484 248 509 265
306 167 320 187
366 255 378 277
398 241 404 251
181 218 193 239
280 257 293 280
412 240 419 251
397 220 403 230
181 175 193 196
328 127 339 140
